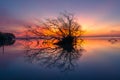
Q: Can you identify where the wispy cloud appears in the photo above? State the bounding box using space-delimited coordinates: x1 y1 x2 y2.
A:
0 8 29 31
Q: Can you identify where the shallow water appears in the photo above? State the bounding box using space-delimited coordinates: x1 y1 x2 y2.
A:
0 38 120 80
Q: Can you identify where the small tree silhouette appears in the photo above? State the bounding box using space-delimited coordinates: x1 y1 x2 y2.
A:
0 32 16 54
0 32 15 41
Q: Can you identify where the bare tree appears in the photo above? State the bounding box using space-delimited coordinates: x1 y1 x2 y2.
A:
26 12 84 44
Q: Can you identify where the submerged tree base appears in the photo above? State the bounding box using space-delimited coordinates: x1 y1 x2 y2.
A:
54 35 75 52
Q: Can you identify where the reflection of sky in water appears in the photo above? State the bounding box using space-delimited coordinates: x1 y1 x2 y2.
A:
0 39 120 80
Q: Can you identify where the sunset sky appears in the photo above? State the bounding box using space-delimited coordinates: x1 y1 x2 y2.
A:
0 0 120 37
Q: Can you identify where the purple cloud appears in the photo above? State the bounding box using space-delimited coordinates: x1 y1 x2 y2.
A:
0 8 28 30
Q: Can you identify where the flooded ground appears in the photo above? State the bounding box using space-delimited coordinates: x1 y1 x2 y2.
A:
0 38 120 80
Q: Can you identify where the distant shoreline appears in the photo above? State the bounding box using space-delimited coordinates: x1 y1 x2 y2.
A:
15 36 120 40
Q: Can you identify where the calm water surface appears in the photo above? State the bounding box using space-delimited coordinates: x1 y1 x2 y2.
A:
0 38 120 80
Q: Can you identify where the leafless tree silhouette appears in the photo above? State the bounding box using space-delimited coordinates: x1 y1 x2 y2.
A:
26 12 84 43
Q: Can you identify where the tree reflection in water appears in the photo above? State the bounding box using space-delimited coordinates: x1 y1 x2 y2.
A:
24 38 85 72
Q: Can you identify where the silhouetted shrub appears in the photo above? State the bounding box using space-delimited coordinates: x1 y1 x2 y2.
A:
0 32 16 47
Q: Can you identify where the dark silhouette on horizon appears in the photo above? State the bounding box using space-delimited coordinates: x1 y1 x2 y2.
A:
0 32 16 54
108 38 118 44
